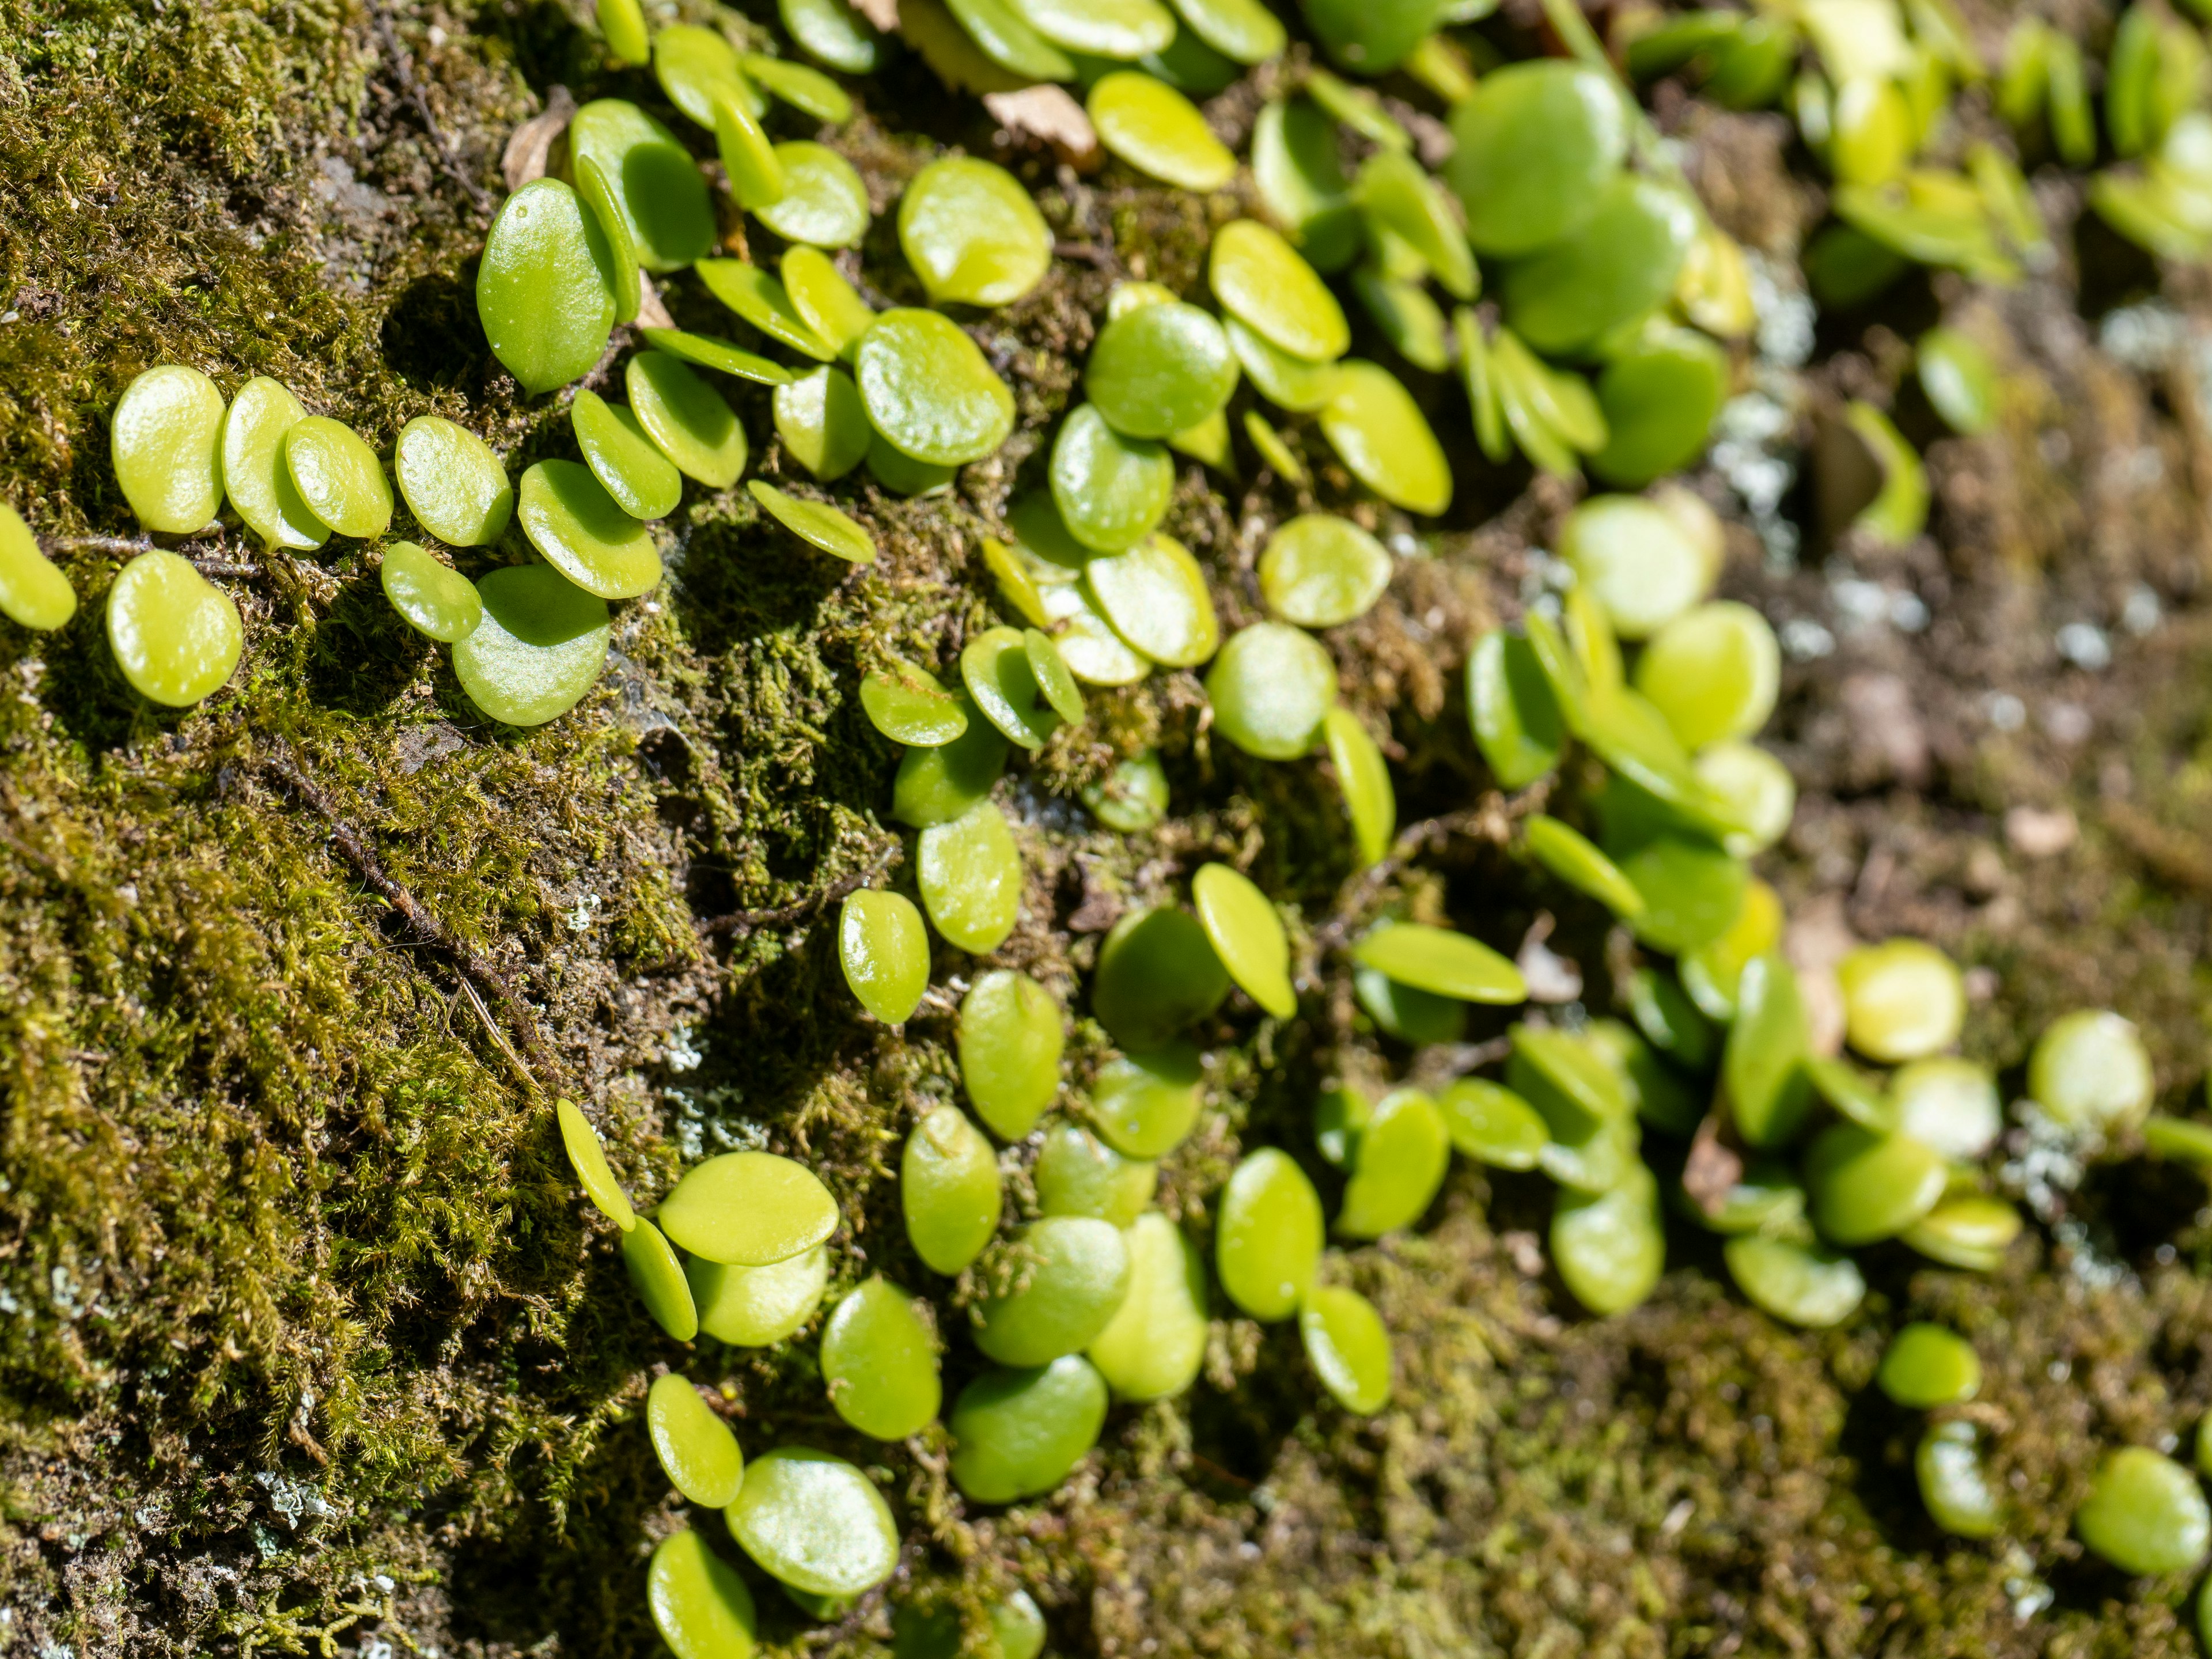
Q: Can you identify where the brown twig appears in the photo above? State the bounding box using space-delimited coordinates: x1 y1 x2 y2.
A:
262 740 559 1084
700 840 906 938
1406 1036 1514 1092
369 1 497 215
51 534 156 556
1314 781 1550 952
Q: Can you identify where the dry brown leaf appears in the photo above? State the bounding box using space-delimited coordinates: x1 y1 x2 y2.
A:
502 84 577 191
635 274 675 332
983 85 1100 166
1681 1113 1745 1218
853 0 900 29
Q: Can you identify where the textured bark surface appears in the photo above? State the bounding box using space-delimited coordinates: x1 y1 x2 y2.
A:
4 3 2212 1656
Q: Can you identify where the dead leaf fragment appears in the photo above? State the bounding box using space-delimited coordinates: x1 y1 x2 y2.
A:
503 84 578 191
983 85 1101 166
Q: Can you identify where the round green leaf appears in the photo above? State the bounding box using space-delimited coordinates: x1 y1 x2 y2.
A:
1050 404 1174 553
2029 1009 2154 1133
962 624 1060 749
1804 1123 1948 1245
774 366 874 482
623 1217 700 1340
105 550 242 709
221 377 328 552
1553 1165 1666 1316
647 1529 758 1659
1086 301 1238 440
568 99 715 271
1446 62 1626 256
1722 1233 1865 1328
1918 1421 2003 1539
659 1150 840 1266
1353 921 1524 1004
892 706 1007 827
1590 331 1730 487
1008 0 1175 56
1091 904 1229 1048
1170 0 1285 62
1089 1042 1202 1158
688 1245 830 1346
918 800 1024 953
1892 1056 2003 1160
1437 1078 1547 1169
649 1373 747 1506
1210 218 1349 362
726 1446 898 1596
1083 749 1170 830
654 25 758 128
1088 1211 1207 1401
628 351 749 488
283 416 391 540
856 309 1016 467
1319 360 1452 516
379 541 481 643
1085 533 1218 667
781 0 886 73
948 1355 1109 1503
1260 513 1389 628
571 391 681 521
1877 1323 1982 1408
1192 861 1296 1018
903 1105 1002 1275
741 52 854 121
1835 938 1965 1063
1337 1088 1449 1238
973 1216 1132 1366
1206 621 1335 759
112 363 225 535
478 178 617 396
898 157 1052 307
863 658 968 747
2077 1446 2211 1575
753 141 869 249
821 1277 942 1440
452 563 609 726
782 246 878 359
839 889 930 1024
960 969 1064 1139
1215 1147 1322 1321
1499 176 1698 355
1468 630 1566 789
518 459 661 599
1300 1285 1392 1412
1251 98 1360 273
1633 600 1781 751
0 505 74 633
1089 70 1236 191
1035 1122 1156 1226
395 415 513 546
949 0 1077 78
1229 313 1338 412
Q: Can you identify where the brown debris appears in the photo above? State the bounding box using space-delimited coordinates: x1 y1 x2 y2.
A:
983 86 1101 167
501 83 577 191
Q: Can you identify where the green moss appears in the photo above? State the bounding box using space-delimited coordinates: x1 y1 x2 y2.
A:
2 3 2211 1657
